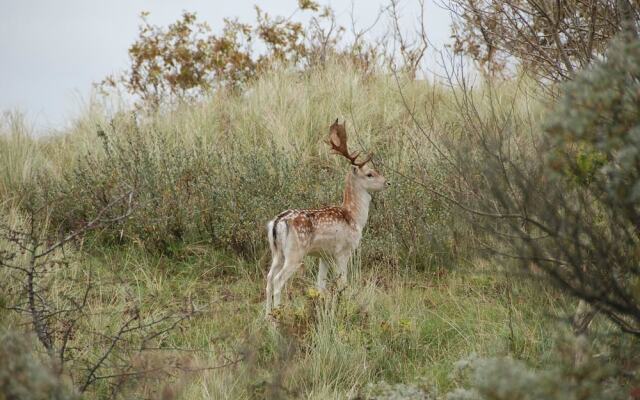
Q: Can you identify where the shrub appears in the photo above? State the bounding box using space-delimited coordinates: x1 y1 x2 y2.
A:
356 380 436 400
0 330 78 400
50 114 338 256
101 1 392 108
446 353 626 400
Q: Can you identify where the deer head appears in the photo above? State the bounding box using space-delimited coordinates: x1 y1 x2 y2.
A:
328 119 388 192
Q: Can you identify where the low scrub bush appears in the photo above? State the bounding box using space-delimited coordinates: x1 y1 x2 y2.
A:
446 353 627 400
0 330 78 400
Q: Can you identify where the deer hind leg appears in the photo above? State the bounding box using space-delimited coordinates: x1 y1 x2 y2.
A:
265 251 284 317
272 249 304 310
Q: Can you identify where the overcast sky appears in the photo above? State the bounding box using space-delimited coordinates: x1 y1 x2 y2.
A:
0 1 451 133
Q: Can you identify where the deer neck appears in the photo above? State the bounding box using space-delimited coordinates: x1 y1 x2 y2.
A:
342 172 371 229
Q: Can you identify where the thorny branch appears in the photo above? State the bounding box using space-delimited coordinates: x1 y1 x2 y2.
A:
0 188 232 395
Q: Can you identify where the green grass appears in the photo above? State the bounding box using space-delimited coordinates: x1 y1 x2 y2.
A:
38 244 567 399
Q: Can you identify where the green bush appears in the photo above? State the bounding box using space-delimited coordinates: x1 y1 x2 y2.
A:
356 380 436 400
0 330 78 400
50 115 340 257
446 353 625 400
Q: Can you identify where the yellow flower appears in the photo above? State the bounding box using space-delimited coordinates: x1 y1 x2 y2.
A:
306 287 321 299
399 318 412 331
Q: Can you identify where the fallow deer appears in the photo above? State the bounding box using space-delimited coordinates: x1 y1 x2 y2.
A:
265 119 389 317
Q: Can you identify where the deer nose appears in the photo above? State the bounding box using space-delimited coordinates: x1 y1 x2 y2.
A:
386 181 391 187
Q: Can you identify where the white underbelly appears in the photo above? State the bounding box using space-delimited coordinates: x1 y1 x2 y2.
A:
306 229 360 257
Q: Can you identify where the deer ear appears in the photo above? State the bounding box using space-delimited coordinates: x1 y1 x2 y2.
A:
330 119 339 134
351 165 359 174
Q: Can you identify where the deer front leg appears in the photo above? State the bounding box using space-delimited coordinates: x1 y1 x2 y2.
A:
317 258 329 293
335 252 350 289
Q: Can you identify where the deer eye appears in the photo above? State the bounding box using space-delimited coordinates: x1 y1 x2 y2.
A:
366 173 374 178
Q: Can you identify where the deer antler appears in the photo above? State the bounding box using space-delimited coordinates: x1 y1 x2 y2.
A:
327 119 371 167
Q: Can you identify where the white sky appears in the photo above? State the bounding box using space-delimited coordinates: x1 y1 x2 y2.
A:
0 0 452 133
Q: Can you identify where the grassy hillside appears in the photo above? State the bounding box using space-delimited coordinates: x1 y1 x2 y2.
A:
0 61 629 399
